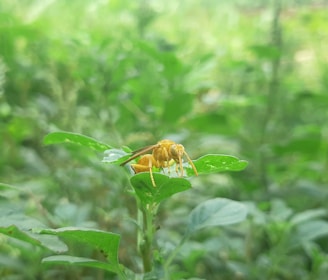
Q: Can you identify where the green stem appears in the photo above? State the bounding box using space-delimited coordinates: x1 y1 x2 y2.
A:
163 233 190 279
258 0 282 193
117 265 128 280
138 203 155 273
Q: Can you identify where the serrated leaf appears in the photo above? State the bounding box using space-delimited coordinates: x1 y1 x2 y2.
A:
130 173 192 206
187 198 247 233
43 132 111 152
42 255 118 273
186 154 248 176
39 227 120 266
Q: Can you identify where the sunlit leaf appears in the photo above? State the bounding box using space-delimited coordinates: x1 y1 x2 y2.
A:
43 132 111 152
130 173 191 206
186 154 248 176
187 198 247 234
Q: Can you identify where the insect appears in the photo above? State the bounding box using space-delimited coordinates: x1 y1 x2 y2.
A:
120 139 198 186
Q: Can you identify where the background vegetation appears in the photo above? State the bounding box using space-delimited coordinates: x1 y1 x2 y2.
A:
1 0 328 279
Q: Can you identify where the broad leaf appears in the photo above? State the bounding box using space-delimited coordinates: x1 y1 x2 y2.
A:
0 207 67 253
42 255 119 273
0 182 22 198
43 131 111 152
39 227 120 266
187 198 247 233
186 154 248 176
130 173 192 206
0 189 67 252
290 209 327 226
295 220 328 243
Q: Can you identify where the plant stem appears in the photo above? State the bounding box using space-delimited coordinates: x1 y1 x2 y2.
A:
258 0 282 192
138 204 155 273
163 233 190 279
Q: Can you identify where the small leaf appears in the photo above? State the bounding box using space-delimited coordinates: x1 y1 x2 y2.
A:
186 154 248 176
130 173 192 206
187 198 247 233
43 132 111 152
42 255 118 273
39 227 120 266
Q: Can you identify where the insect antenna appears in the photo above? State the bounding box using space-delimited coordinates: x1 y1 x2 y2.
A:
183 151 198 176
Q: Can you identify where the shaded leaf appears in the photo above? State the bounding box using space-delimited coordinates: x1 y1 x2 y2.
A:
0 182 22 199
249 44 281 59
291 209 327 226
0 224 67 253
296 220 328 243
162 92 193 123
185 113 230 134
187 198 247 233
42 255 119 273
130 173 191 206
39 227 120 265
43 131 111 152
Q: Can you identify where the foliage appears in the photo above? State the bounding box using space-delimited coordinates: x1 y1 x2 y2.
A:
1 0 328 279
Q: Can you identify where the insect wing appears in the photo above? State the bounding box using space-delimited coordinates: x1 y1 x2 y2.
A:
119 144 158 166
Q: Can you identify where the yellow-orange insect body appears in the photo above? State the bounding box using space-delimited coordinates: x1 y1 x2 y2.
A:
120 139 198 186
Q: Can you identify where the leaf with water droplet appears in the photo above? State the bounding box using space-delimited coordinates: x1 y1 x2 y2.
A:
102 149 130 165
186 154 248 176
44 132 111 152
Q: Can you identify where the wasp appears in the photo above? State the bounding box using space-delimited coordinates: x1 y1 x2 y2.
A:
120 139 198 186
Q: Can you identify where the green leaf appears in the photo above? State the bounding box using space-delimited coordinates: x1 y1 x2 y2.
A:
295 220 328 243
102 148 130 165
186 154 248 176
290 209 327 226
0 182 21 198
42 255 119 273
0 224 67 253
39 227 120 266
130 173 192 206
0 192 67 252
187 198 247 233
162 92 193 123
43 131 111 152
249 44 281 59
185 113 230 134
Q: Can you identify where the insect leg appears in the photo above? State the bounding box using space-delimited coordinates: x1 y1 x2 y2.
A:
183 151 198 176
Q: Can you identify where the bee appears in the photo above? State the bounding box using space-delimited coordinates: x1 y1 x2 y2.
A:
120 139 198 186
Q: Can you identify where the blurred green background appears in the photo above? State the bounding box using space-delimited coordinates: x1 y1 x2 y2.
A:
1 0 328 279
